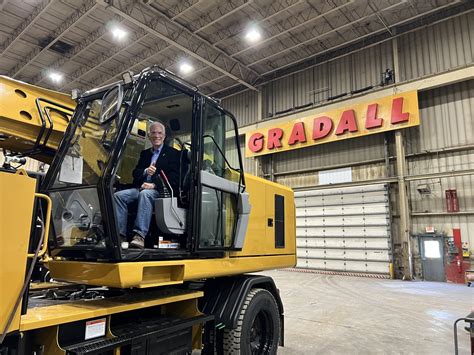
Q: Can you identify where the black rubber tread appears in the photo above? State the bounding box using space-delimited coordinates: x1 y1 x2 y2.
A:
222 288 280 355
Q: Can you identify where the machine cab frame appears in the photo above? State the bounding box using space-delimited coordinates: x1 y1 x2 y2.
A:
42 67 250 261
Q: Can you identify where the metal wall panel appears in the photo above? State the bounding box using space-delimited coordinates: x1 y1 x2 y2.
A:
252 41 395 119
273 75 294 114
328 55 351 98
405 80 474 153
313 63 330 105
294 68 314 108
398 12 473 82
221 89 259 127
352 41 393 90
295 184 391 276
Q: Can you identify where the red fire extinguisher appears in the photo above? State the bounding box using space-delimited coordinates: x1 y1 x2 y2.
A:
445 189 459 212
451 189 459 212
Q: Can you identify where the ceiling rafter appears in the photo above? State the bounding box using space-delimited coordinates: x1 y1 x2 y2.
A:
103 0 260 91
148 0 201 20
190 0 252 34
60 1 244 92
255 0 471 80
246 1 407 69
9 0 98 78
368 2 393 35
83 41 178 90
60 28 154 91
32 14 127 85
207 0 301 46
0 0 53 55
187 0 303 79
230 0 354 59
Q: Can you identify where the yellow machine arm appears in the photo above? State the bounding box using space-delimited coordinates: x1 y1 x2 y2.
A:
0 76 75 164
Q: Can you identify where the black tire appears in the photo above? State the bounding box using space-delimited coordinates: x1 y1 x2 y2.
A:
223 288 280 355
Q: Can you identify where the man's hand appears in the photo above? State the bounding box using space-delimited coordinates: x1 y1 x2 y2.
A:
146 164 156 176
141 182 155 190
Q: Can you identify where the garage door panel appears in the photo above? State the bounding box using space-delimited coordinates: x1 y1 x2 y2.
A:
302 216 388 226
300 204 389 217
300 193 387 207
300 226 390 237
296 248 307 258
305 259 389 274
296 184 391 277
305 249 389 261
301 237 390 249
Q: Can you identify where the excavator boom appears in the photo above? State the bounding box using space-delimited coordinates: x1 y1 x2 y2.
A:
0 76 75 164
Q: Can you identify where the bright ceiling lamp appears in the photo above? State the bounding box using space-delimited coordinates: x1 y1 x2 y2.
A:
244 26 262 43
48 71 63 84
179 61 194 75
111 26 128 41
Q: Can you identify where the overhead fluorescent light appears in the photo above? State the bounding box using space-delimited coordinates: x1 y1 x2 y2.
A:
179 62 193 75
111 26 128 41
245 26 262 43
49 71 63 83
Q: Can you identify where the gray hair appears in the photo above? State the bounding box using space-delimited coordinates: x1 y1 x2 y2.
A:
148 120 166 133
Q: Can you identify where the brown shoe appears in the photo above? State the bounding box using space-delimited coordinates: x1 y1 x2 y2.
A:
130 235 145 249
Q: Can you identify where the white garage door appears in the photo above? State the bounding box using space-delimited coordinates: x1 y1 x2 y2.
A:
295 184 391 277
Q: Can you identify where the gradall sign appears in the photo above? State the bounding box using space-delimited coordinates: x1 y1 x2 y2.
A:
246 91 420 157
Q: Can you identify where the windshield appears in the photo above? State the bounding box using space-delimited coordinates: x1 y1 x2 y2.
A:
51 97 122 188
48 91 126 252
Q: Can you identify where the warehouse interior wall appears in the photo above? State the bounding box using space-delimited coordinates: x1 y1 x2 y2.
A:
223 12 474 279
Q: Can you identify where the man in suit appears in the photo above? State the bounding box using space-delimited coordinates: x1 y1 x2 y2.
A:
114 121 180 248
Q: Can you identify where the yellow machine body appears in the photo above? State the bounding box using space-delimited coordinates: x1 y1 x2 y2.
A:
0 76 75 163
48 173 296 288
0 172 37 334
0 74 296 353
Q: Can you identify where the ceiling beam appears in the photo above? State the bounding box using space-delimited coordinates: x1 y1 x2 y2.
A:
60 29 154 91
192 0 252 34
33 15 128 85
0 0 53 56
258 0 470 77
230 0 354 59
81 42 178 90
246 1 406 68
210 0 301 47
102 0 259 91
9 0 98 78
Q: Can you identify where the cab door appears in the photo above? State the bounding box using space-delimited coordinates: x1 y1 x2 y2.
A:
196 101 250 251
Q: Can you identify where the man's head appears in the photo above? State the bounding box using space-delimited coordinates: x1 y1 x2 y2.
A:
148 121 166 149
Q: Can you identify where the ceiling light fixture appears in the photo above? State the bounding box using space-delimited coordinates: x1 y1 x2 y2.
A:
111 26 128 41
179 62 193 75
245 26 262 43
49 71 63 84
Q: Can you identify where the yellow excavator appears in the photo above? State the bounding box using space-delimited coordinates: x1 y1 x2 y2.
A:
0 68 296 354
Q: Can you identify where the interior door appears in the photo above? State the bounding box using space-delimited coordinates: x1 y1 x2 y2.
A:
419 236 446 282
197 102 250 250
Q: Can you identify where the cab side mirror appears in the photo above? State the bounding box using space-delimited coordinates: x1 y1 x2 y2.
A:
99 85 123 124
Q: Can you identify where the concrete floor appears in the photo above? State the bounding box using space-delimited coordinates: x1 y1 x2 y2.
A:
258 269 473 354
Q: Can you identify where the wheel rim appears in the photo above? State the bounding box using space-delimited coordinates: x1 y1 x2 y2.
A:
249 309 274 354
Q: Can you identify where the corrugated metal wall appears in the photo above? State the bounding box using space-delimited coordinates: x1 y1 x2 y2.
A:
258 43 393 119
406 80 474 257
398 12 473 82
221 13 474 278
221 89 259 127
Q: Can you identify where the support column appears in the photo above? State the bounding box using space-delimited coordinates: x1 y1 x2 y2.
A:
392 36 400 83
395 130 413 280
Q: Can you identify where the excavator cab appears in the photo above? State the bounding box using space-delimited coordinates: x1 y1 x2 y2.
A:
42 67 250 261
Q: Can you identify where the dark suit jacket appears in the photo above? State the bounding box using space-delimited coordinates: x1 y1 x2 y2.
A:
132 145 181 194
